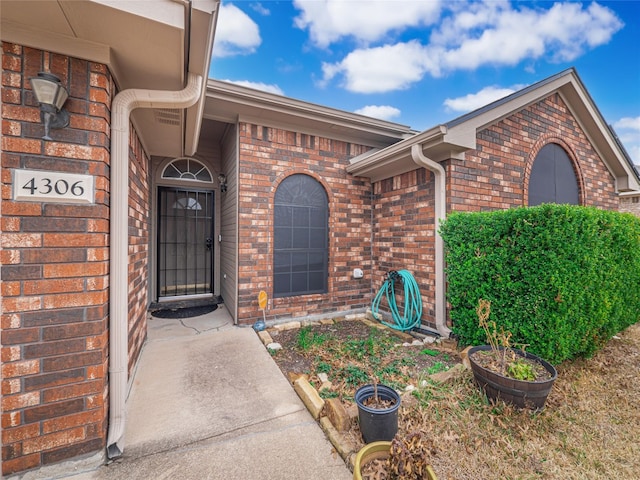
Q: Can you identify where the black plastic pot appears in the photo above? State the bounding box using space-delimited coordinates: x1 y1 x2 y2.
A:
468 345 557 410
355 384 401 443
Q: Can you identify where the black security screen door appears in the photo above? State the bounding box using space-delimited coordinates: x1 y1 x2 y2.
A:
157 188 214 298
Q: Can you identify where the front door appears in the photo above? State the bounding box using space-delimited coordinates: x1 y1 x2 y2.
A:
157 187 214 299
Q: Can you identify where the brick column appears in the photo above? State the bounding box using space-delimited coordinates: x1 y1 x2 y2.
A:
1 43 111 475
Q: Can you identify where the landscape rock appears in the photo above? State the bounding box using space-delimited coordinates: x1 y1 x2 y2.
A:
319 416 357 460
345 403 359 422
272 321 301 331
293 376 325 419
460 346 473 370
266 342 281 351
324 398 351 432
429 363 467 383
257 330 273 345
319 381 332 392
287 372 308 384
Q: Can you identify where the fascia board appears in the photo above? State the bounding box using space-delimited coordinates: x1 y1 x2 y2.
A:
443 69 640 192
206 80 415 142
184 3 219 156
444 75 573 148
347 126 448 181
556 82 640 192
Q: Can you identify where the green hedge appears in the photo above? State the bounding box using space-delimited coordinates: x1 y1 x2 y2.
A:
440 204 640 364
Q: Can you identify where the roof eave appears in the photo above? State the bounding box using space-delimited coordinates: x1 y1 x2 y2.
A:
204 79 417 148
346 126 472 182
0 0 220 157
350 68 640 190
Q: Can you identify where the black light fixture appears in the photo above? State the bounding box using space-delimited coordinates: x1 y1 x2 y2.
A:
29 72 70 140
218 173 227 193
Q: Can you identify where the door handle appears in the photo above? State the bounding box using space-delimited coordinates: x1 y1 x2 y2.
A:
205 237 213 251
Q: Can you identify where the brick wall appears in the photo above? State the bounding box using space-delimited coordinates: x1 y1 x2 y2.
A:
620 195 640 217
448 93 618 213
1 43 151 476
126 125 150 374
1 43 112 475
236 123 373 325
372 170 438 328
368 93 621 330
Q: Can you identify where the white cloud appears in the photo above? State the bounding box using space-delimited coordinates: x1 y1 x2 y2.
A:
444 85 525 113
613 116 640 165
321 41 441 93
251 3 270 16
437 2 623 71
293 0 442 48
221 79 284 96
316 1 623 93
354 105 402 121
614 117 640 132
212 4 261 58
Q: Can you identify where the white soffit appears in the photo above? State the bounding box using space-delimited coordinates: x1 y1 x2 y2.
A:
1 0 219 157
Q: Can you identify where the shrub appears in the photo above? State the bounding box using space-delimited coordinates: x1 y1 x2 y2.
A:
440 204 640 364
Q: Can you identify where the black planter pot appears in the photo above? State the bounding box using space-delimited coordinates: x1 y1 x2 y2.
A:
468 345 558 410
355 384 401 443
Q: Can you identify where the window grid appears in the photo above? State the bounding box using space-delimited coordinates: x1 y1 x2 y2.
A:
273 175 328 298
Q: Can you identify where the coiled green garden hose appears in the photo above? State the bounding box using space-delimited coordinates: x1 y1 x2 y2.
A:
371 270 423 331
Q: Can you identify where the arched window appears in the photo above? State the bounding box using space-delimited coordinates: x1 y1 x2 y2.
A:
161 157 212 183
273 174 329 297
528 143 579 206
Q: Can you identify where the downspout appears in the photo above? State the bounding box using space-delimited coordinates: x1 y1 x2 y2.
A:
106 72 203 458
411 144 452 338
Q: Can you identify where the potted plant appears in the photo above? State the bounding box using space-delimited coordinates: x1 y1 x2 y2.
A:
355 380 401 444
467 299 557 410
353 432 438 480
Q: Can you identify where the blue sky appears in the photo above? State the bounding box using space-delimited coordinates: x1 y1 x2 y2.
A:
210 1 640 165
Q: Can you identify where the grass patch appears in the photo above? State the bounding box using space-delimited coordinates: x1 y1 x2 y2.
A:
296 325 330 351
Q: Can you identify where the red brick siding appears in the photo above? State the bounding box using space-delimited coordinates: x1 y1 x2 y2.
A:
1 43 150 476
369 93 620 330
449 93 618 213
620 195 640 217
372 170 438 328
1 43 110 475
126 123 149 374
236 123 373 325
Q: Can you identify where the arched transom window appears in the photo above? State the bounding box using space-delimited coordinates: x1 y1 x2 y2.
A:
528 143 579 206
161 157 212 183
273 174 329 298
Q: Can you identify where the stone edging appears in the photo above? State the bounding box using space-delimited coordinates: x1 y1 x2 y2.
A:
255 314 469 470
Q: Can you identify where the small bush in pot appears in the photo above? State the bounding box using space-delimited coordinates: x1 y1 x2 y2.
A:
355 380 401 443
468 299 557 409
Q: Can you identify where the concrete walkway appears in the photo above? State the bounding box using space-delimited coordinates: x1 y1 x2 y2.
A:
51 304 352 480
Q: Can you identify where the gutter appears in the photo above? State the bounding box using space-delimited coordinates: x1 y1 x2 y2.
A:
106 72 203 458
410 144 452 338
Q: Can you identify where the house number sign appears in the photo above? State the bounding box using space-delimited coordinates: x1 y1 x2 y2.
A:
13 169 95 204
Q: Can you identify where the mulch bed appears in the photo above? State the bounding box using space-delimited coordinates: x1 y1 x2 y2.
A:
267 317 461 464
268 318 459 394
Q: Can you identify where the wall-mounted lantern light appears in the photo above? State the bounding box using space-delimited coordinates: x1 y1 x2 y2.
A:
218 173 227 193
29 72 70 140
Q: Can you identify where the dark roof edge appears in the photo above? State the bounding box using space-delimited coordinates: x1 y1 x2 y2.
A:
445 67 577 129
444 67 640 185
